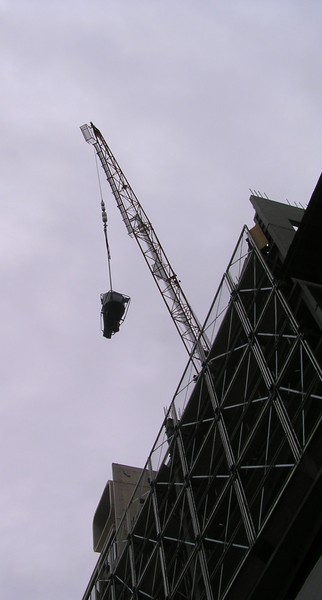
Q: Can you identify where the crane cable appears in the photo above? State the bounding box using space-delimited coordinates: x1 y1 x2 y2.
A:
94 151 113 291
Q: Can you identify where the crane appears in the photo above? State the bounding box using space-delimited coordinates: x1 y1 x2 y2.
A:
80 122 209 366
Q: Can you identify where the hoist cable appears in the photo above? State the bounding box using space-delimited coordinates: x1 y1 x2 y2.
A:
94 151 113 291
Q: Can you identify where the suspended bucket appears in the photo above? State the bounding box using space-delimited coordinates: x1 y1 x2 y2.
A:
100 290 130 339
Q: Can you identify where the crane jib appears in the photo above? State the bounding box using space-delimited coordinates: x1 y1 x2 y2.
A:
80 122 210 361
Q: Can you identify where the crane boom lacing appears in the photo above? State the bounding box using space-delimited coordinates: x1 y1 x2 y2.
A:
80 122 210 364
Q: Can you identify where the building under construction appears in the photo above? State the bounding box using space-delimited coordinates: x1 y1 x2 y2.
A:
81 144 322 599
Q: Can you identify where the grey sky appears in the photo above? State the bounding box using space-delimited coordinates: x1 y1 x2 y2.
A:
0 1 321 598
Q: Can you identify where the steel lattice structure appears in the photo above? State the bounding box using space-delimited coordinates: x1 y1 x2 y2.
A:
82 224 322 600
80 122 208 365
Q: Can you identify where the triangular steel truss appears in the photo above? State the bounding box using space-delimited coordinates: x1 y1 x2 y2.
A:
83 227 322 600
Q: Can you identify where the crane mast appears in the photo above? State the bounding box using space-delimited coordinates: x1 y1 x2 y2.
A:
80 122 209 365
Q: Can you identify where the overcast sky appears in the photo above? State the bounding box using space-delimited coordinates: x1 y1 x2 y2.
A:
1 1 321 598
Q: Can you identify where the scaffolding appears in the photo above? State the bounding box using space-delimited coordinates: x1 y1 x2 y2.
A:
82 224 322 600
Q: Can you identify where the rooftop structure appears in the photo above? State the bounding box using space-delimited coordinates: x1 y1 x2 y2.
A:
82 175 322 600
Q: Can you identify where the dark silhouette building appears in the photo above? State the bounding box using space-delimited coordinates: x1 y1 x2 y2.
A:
82 175 322 600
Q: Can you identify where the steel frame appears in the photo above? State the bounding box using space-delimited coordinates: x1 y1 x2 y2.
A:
80 123 208 365
82 226 322 600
